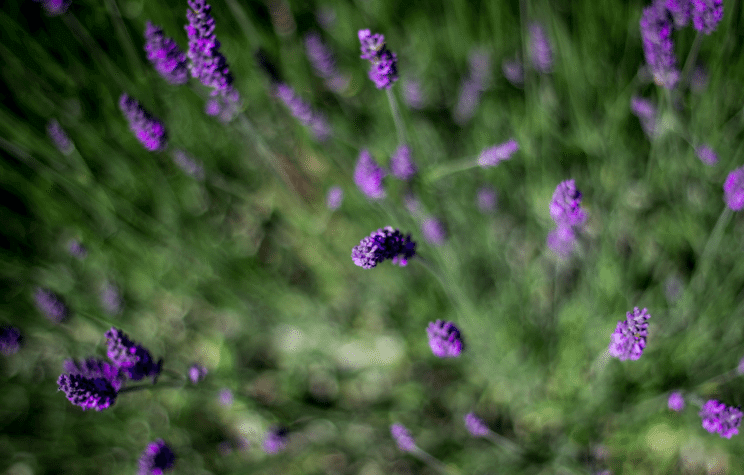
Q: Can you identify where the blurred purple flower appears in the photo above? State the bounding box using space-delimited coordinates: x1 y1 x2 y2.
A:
390 145 416 181
304 32 347 92
34 0 70 15
352 226 416 269
188 363 208 384
478 139 519 168
608 307 650 361
422 217 446 246
691 0 723 34
738 356 744 375
100 281 122 315
550 179 587 227
690 65 708 92
105 327 162 381
144 21 189 85
119 94 167 152
219 388 233 406
171 149 205 180
354 150 386 199
668 391 685 411
358 29 398 89
502 58 524 86
390 424 416 452
529 23 553 73
640 2 679 88
723 165 744 211
275 83 330 141
326 186 343 210
696 145 718 165
35 287 68 323
404 192 422 215
427 320 463 358
476 186 497 213
138 439 176 475
263 427 288 454
47 119 74 155
0 326 22 355
464 412 490 437
666 0 692 27
468 49 492 87
547 224 576 259
453 79 482 125
402 78 425 109
68 239 87 259
699 400 742 438
630 96 657 138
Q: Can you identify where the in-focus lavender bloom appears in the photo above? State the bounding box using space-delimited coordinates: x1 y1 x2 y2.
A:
119 94 167 152
477 186 497 213
188 364 208 384
630 96 657 137
666 0 692 27
608 307 651 361
668 392 685 411
105 327 162 381
427 320 464 358
34 287 68 323
352 227 416 269
34 0 70 16
326 186 343 210
547 224 576 259
263 427 288 454
63 357 123 389
502 58 524 86
529 23 553 73
723 166 744 211
138 439 176 475
304 33 347 92
691 0 723 34
699 400 742 438
422 217 446 246
402 78 425 109
0 326 22 355
171 149 205 180
453 79 482 125
696 145 718 165
57 373 118 411
390 145 417 181
144 22 189 85
390 424 416 452
358 29 398 89
550 179 587 227
478 139 519 168
640 3 679 88
354 150 386 199
464 413 490 437
100 281 122 315
186 0 241 121
47 119 74 155
68 239 87 259
275 83 330 141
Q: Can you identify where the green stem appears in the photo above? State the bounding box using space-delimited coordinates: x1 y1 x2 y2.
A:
424 157 480 183
485 431 522 454
691 206 732 294
679 31 703 91
386 88 407 145
412 448 457 475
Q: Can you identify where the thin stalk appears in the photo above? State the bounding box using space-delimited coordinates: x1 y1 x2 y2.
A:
412 448 457 475
104 0 143 78
485 431 522 454
691 207 732 294
423 157 480 183
386 88 407 145
679 31 704 90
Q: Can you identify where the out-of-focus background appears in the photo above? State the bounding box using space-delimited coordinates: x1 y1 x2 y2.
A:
1 0 744 473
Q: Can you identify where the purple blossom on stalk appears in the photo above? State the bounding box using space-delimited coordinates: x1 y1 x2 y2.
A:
119 94 167 152
478 139 519 168
529 23 553 73
0 326 22 355
502 58 524 86
57 373 118 411
171 149 205 180
352 227 416 269
699 400 742 438
666 0 692 27
453 79 482 125
691 0 723 34
640 3 679 89
358 29 398 89
630 96 658 138
723 165 744 211
402 78 425 109
464 413 490 437
696 145 718 165
422 217 446 246
550 179 587 227
34 0 70 16
427 320 464 358
477 186 497 213
263 427 288 454
138 439 176 475
104 327 162 381
144 22 189 85
47 119 74 155
608 307 651 361
668 392 685 411
34 287 68 323
354 150 386 199
188 363 208 384
304 33 347 92
275 83 330 141
326 186 343 210
390 424 416 452
390 145 416 181
62 357 124 391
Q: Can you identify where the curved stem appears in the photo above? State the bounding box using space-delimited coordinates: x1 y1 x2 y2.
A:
423 157 480 184
386 88 407 145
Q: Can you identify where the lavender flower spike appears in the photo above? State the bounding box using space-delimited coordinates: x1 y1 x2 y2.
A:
691 0 723 34
104 327 163 381
666 0 692 27
464 413 490 437
188 364 208 384
326 186 343 210
138 439 176 475
47 119 74 155
640 2 679 89
478 139 519 168
275 83 330 141
34 0 70 16
352 227 416 269
529 23 553 73
608 307 650 361
668 392 685 412
723 165 744 211
427 320 464 358
699 400 742 438
422 217 446 246
390 145 417 181
0 326 22 355
304 32 347 92
144 22 189 85
550 179 587 227
119 94 167 152
696 145 718 165
35 287 68 323
358 29 398 89
390 424 416 452
354 150 386 199
58 373 119 411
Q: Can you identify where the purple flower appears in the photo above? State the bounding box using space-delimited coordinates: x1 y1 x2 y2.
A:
502 58 524 86
352 227 416 269
691 0 723 34
478 139 519 168
67 239 87 259
326 186 343 210
219 388 233 406
453 79 482 125
668 392 685 411
529 23 553 73
186 0 241 121
57 373 118 411
104 327 162 381
144 22 189 85
723 166 744 211
640 2 679 88
138 439 176 475
100 281 122 315
402 78 425 109
464 413 490 437
630 96 658 138
275 83 330 141
547 224 576 259
390 145 417 181
119 94 167 152
63 357 124 391
354 150 386 199
304 33 346 92
34 0 70 16
608 307 650 361
358 29 398 89
47 119 74 155
477 186 497 213
0 326 22 355
696 145 718 165
171 149 205 180
263 427 288 454
737 356 744 375
666 0 692 27
390 424 416 452
422 218 446 246
188 364 208 384
34 287 68 323
427 320 464 358
699 400 742 438
550 179 587 227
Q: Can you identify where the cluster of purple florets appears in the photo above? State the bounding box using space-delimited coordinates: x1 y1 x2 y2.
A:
351 226 416 269
358 29 398 89
547 179 587 259
119 94 168 152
